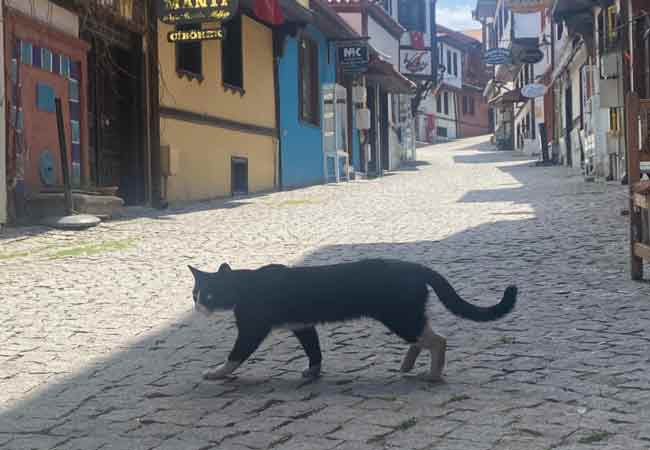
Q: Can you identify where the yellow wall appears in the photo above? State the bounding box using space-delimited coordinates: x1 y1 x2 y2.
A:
158 15 277 202
161 118 276 202
158 16 276 128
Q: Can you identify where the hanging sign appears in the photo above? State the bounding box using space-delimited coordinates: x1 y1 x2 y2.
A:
167 27 225 42
521 83 547 98
400 49 433 77
336 41 370 73
483 48 512 65
157 0 239 25
516 47 544 64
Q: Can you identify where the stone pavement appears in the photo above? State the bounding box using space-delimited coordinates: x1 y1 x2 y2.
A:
2 136 650 450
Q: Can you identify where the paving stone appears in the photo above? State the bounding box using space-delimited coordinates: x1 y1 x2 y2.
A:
1 137 648 449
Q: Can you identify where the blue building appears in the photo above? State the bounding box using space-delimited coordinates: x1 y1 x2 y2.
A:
277 1 360 189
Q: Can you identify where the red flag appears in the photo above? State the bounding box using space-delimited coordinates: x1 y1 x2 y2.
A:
410 32 425 50
254 0 284 26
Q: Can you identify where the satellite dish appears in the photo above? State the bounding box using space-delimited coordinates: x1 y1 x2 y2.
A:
522 83 547 99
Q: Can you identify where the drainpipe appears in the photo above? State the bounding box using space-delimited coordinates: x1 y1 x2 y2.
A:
273 30 283 190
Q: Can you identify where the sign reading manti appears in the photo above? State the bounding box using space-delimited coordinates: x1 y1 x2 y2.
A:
157 0 239 25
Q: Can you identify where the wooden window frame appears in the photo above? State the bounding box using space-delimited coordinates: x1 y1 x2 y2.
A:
175 23 203 82
298 34 320 127
222 15 244 95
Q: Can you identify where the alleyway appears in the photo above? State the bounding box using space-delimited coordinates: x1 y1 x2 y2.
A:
2 136 650 450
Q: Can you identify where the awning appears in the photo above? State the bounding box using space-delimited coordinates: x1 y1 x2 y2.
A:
488 88 527 105
365 56 416 94
240 0 314 24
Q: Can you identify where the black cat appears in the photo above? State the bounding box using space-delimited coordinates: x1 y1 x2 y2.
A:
189 259 518 381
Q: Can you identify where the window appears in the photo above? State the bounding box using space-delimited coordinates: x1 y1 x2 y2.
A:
176 23 202 79
398 0 426 32
447 50 452 76
557 21 564 40
436 94 442 113
462 96 468 115
453 52 458 76
231 157 248 195
443 92 449 115
470 97 475 115
299 35 319 126
222 16 243 90
379 0 392 15
437 126 448 138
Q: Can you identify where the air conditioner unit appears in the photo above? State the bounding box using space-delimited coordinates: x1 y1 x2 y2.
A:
602 52 620 78
600 79 623 108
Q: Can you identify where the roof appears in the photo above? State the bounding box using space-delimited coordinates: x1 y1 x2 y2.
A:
437 24 482 49
461 29 483 43
310 0 360 39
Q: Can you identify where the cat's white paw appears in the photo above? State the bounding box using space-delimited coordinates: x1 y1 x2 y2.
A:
302 365 322 379
202 361 240 380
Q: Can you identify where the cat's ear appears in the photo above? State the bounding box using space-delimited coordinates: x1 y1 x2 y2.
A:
218 263 232 273
188 265 201 279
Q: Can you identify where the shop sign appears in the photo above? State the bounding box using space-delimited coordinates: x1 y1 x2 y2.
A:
516 47 544 65
521 83 547 98
336 41 370 73
400 49 433 77
157 0 239 25
167 27 225 42
483 48 512 65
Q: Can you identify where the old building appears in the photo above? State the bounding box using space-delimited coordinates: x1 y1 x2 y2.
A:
418 25 490 142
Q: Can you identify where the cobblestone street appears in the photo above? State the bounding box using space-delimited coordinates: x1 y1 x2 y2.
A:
2 136 650 450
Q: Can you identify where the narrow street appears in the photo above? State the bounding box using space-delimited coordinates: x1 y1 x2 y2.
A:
2 136 650 450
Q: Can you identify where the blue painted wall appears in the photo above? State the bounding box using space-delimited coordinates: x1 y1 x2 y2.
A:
278 25 333 188
278 25 361 188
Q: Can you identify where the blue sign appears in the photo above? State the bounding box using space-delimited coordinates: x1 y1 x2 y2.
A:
483 48 512 65
336 42 369 73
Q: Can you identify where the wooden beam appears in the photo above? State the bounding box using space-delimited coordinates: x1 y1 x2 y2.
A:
634 243 650 261
627 92 644 280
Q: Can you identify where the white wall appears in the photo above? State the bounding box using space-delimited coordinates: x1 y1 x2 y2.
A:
0 1 6 225
5 0 79 37
439 43 463 89
339 12 363 35
513 12 540 40
368 16 400 68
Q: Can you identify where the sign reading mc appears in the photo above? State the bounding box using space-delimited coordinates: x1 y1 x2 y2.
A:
336 42 370 73
157 0 239 25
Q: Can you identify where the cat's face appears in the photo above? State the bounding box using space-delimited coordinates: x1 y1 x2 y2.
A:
188 263 236 314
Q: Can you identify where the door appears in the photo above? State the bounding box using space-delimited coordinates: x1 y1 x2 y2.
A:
367 85 378 175
565 84 573 166
379 90 390 172
87 34 145 204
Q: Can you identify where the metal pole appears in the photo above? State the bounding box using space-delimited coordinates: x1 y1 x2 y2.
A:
55 97 73 216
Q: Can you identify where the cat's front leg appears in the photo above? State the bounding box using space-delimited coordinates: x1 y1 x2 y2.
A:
293 327 322 379
203 361 241 380
203 326 271 381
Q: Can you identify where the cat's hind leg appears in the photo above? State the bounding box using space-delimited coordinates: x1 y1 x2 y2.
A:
400 345 422 373
416 325 447 382
293 326 322 379
203 326 270 380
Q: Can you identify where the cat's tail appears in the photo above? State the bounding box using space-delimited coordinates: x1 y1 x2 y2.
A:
422 268 517 322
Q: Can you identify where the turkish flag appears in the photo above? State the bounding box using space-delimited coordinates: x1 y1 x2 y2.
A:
254 0 284 26
410 32 425 50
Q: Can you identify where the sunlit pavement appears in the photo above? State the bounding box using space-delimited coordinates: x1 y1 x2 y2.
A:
2 136 649 449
